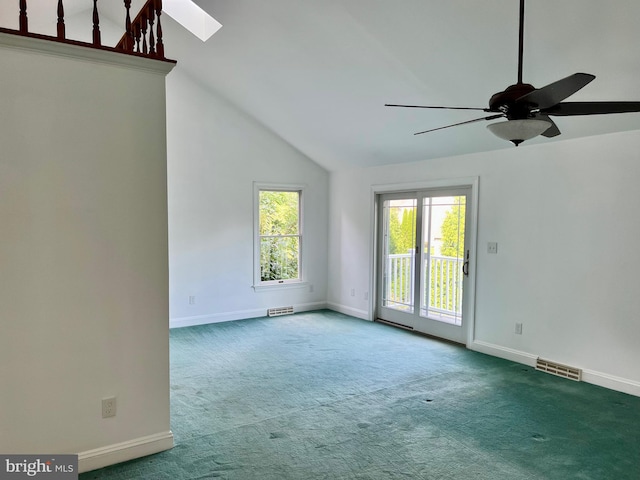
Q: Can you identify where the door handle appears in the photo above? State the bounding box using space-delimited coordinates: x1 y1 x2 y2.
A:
462 250 470 277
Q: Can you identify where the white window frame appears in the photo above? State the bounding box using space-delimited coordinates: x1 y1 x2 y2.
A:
253 182 307 290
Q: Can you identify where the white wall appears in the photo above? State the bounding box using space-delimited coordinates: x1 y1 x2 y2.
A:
328 130 640 395
0 35 174 469
166 69 329 327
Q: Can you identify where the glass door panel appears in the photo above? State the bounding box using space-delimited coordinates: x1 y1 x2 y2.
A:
381 197 417 314
420 195 466 325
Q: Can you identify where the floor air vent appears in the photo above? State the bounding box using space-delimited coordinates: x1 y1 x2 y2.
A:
267 306 294 317
535 358 582 381
376 318 414 331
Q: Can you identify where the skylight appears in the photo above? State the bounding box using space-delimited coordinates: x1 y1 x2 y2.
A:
163 0 222 42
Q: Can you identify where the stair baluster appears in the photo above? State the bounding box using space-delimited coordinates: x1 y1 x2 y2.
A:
92 0 101 46
57 0 65 39
155 0 164 58
134 22 142 53
148 4 156 55
141 9 149 54
124 0 134 52
19 0 28 33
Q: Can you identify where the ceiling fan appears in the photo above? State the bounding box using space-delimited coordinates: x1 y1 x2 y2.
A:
386 0 640 146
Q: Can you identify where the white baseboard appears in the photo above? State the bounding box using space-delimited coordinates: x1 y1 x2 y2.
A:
291 302 328 314
170 308 266 328
581 369 640 397
170 302 328 329
468 340 538 366
326 302 370 321
468 340 640 398
78 431 174 473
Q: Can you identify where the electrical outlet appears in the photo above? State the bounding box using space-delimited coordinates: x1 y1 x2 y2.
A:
102 397 117 418
188 296 196 305
515 323 523 335
487 242 498 254
363 291 369 300
350 288 355 297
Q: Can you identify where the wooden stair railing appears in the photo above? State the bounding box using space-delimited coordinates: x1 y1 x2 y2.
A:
2 0 174 63
116 0 165 59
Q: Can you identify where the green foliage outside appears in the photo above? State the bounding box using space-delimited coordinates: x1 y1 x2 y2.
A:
259 190 300 282
388 207 415 255
430 198 465 315
385 205 416 308
439 198 466 258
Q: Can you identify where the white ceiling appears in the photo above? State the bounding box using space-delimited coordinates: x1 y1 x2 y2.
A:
5 1 640 171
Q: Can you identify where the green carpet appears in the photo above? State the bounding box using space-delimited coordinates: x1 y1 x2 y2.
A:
81 310 640 479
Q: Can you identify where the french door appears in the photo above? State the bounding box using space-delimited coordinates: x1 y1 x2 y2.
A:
377 188 471 344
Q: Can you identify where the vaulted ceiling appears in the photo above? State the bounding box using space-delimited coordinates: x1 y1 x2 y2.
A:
4 1 640 171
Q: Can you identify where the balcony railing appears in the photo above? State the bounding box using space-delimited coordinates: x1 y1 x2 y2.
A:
1 0 174 63
385 253 464 322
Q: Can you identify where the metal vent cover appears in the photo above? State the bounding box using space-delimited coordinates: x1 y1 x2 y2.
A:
267 306 294 317
536 358 582 381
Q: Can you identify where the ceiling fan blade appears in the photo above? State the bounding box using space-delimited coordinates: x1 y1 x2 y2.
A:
544 101 640 116
414 114 504 136
515 73 596 109
386 104 489 111
534 114 561 137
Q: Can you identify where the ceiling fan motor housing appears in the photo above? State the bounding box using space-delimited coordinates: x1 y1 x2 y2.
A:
489 83 536 119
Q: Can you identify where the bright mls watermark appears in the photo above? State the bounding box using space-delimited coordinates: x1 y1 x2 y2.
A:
1 455 77 479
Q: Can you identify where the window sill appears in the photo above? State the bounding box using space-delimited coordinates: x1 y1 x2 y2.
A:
252 281 308 292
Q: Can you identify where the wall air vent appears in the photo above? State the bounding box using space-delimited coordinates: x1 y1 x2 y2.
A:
267 306 294 317
535 358 582 381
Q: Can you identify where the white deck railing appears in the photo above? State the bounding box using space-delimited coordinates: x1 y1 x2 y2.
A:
385 253 463 318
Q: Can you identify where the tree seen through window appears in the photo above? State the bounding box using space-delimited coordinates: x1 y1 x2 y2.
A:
259 190 301 283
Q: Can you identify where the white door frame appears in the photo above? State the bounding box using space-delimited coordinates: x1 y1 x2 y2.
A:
369 177 479 347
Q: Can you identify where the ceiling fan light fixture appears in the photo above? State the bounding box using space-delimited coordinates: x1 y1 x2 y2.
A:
486 119 552 146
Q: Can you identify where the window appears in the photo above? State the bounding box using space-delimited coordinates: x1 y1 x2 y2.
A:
255 186 303 286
